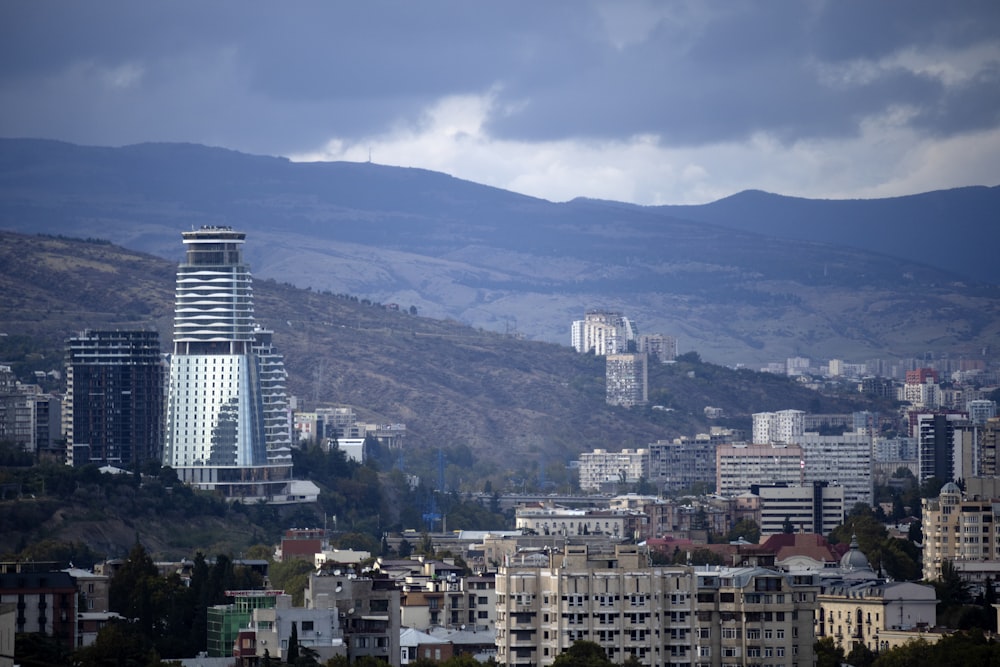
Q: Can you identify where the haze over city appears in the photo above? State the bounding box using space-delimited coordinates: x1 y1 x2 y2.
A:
2 1 999 205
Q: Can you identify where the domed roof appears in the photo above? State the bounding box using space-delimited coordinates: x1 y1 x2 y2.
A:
940 481 962 495
839 534 872 572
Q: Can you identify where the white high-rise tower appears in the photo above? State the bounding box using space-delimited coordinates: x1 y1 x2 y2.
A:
163 226 293 498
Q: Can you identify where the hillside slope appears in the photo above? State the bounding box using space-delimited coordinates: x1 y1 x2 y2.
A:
1 139 998 366
0 232 874 482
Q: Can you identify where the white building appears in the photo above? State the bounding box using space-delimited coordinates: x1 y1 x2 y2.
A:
752 410 805 445
162 226 294 499
716 444 804 498
753 483 845 536
571 310 634 356
578 448 649 491
796 431 873 510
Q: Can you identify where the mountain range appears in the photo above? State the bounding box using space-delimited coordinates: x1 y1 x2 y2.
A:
0 137 998 370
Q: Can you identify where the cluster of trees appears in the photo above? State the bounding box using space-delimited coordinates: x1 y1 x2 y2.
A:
829 504 922 581
817 631 1000 667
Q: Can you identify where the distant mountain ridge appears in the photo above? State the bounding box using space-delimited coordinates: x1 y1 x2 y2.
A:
1 138 997 366
655 186 1000 286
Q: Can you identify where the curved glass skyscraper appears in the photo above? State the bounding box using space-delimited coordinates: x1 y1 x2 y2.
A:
163 226 293 498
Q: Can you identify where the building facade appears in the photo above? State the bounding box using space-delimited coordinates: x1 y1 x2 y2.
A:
796 432 873 510
162 227 293 498
921 481 1000 586
578 448 650 491
495 544 819 667
63 330 164 469
752 411 805 446
606 353 648 407
716 444 804 498
752 483 845 537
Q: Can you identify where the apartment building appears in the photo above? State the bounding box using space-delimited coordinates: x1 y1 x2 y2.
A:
571 310 635 356
752 411 805 445
796 432 873 510
578 448 650 491
647 435 721 496
692 566 818 667
637 334 677 363
496 544 819 667
921 481 1000 587
606 353 648 407
915 412 968 483
495 544 696 667
716 444 804 498
305 571 402 667
515 505 630 539
63 329 164 469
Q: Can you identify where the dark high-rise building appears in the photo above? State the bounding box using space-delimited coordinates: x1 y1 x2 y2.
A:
63 330 164 469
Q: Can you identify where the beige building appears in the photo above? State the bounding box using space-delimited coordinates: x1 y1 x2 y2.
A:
816 538 938 654
922 481 1000 587
495 544 819 667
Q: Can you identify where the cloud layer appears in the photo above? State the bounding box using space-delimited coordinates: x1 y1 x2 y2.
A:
2 1 998 204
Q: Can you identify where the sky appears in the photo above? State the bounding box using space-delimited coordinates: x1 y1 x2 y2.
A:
2 1 999 205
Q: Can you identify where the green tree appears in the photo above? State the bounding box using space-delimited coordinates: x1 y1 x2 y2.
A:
552 640 614 667
727 518 761 543
814 637 845 667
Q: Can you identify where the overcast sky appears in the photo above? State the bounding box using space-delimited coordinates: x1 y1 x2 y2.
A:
2 1 999 204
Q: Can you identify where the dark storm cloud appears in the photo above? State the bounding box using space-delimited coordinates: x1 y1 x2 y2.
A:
1 1 998 156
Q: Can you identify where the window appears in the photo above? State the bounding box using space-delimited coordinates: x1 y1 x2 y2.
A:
302 621 314 632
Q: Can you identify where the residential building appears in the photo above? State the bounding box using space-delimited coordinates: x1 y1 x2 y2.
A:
162 226 294 499
692 566 818 667
305 571 402 667
514 505 630 539
922 481 1000 588
250 595 346 664
606 353 648 407
498 544 821 667
577 448 649 492
637 334 677 363
916 412 967 483
647 431 739 495
571 310 634 356
0 570 77 651
63 330 164 469
966 399 997 425
796 432 873 510
752 410 805 445
207 590 281 657
716 444 804 498
495 544 697 667
980 418 1000 476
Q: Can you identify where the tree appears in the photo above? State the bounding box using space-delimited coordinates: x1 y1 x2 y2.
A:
552 640 614 667
726 518 761 543
814 637 844 667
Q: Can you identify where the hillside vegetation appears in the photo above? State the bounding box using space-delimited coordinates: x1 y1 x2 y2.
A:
2 139 999 366
0 231 878 486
